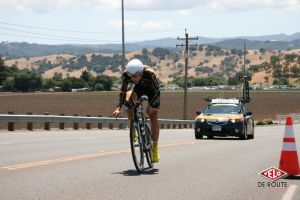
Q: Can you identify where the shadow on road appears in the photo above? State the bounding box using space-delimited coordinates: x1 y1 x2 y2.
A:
285 175 300 180
112 168 159 176
201 137 241 141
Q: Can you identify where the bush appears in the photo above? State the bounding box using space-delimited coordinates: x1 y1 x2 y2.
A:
2 77 14 91
256 119 273 125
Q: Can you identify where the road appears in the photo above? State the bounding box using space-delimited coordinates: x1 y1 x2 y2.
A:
1 125 300 200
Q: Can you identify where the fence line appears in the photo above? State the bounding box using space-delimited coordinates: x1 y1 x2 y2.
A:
276 114 300 125
0 113 195 131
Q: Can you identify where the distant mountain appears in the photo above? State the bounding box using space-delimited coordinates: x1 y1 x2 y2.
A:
1 33 300 58
0 42 120 58
213 39 295 50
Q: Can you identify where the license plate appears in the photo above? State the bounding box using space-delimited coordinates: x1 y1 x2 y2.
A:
212 125 221 131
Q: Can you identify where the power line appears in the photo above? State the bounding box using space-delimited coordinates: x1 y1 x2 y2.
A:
0 26 121 43
0 20 182 35
0 32 120 43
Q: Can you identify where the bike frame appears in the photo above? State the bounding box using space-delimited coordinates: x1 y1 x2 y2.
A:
130 95 153 172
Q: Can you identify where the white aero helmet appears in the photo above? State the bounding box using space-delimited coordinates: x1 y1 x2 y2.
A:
126 59 144 77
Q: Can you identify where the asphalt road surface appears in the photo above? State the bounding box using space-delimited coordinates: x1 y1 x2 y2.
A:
1 125 300 200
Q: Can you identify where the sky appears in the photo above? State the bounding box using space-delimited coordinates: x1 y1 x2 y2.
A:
0 0 300 45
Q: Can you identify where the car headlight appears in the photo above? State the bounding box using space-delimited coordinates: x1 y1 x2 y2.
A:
196 118 206 123
230 119 242 123
230 119 236 123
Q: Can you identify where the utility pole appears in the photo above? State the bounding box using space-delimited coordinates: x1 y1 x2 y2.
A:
243 42 246 75
176 29 198 120
121 0 125 70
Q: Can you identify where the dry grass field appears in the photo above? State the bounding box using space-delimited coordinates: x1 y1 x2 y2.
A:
0 91 299 120
1 91 300 130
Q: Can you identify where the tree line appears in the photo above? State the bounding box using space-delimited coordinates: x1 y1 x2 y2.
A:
249 53 300 85
0 56 114 92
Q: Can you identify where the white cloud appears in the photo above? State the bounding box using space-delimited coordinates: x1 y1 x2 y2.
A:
178 10 190 16
0 0 120 13
141 21 174 29
109 19 174 30
1 0 300 13
200 0 300 12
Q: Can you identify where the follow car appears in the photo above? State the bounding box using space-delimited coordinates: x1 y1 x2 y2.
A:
194 98 254 140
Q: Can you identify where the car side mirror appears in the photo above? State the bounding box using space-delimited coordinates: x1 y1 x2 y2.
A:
246 111 252 116
196 111 201 115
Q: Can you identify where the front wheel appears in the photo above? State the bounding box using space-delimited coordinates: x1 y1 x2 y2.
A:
239 124 248 140
130 121 144 172
195 130 203 139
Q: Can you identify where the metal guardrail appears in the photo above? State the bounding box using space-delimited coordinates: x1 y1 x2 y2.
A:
0 114 195 131
276 114 300 125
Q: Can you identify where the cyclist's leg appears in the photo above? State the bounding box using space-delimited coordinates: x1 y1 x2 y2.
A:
147 93 160 162
125 90 137 121
147 91 160 142
147 107 159 142
125 91 138 142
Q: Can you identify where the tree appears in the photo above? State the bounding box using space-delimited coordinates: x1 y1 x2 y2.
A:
284 54 297 64
61 78 72 92
80 70 92 83
53 72 63 82
270 55 280 66
2 77 14 91
228 71 252 85
291 65 300 78
43 78 57 89
152 47 171 59
142 48 148 57
92 75 113 91
0 56 7 85
249 65 260 73
14 72 31 92
273 78 289 85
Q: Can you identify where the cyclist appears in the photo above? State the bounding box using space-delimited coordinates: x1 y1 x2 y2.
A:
112 59 160 163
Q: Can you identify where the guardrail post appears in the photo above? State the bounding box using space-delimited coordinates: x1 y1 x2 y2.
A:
27 112 33 131
73 114 78 130
8 111 14 131
86 115 91 130
279 116 282 125
118 116 125 129
109 116 113 129
44 112 50 130
98 115 103 129
59 113 64 130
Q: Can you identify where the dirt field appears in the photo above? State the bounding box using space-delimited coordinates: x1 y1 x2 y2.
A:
0 91 299 121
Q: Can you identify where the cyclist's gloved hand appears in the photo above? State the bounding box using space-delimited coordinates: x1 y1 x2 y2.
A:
113 108 121 118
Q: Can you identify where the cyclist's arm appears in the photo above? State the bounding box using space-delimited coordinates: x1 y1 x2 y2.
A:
146 68 160 105
117 73 130 109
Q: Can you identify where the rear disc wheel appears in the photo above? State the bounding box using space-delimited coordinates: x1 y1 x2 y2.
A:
144 122 153 168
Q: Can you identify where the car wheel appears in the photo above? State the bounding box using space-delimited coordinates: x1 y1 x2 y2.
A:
248 125 255 139
239 124 248 140
207 135 214 139
195 131 203 139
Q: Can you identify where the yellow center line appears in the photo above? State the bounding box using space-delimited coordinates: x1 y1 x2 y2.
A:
2 140 205 171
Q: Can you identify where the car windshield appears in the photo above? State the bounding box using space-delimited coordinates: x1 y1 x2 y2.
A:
203 104 241 115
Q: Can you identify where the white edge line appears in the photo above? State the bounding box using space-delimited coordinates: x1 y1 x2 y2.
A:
281 184 298 200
